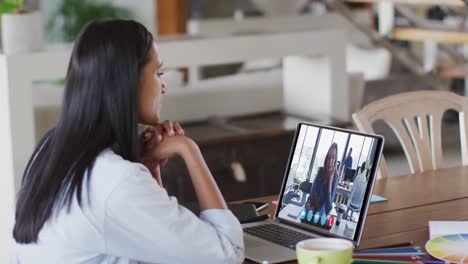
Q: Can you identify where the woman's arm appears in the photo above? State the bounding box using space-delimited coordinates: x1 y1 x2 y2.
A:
324 192 334 215
151 135 227 210
179 139 226 210
306 171 321 211
328 171 335 194
104 165 243 263
325 173 339 214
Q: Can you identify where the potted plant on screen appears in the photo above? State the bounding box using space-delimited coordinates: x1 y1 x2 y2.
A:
1 0 44 54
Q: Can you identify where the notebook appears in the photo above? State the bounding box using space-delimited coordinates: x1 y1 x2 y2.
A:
370 194 387 204
429 221 468 239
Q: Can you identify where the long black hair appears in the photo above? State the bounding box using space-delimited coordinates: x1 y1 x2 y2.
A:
13 19 154 244
323 143 338 179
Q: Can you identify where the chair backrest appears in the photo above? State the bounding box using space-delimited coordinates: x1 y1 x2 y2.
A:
352 91 468 178
299 181 313 194
344 168 357 182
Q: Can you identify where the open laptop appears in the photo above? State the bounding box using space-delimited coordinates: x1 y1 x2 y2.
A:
243 122 384 263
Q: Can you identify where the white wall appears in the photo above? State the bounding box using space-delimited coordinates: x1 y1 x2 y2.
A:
0 55 17 264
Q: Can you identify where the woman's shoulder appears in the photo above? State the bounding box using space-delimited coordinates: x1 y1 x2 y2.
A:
88 149 152 198
94 148 144 174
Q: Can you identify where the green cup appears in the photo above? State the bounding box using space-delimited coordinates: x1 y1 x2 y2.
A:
296 238 354 264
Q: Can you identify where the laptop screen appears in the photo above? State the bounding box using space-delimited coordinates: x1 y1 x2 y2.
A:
276 122 383 243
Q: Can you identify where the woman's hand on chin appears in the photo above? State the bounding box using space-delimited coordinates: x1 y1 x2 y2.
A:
158 120 184 165
140 120 185 179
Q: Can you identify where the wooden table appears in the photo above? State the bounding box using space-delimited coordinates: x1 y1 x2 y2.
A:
242 166 468 263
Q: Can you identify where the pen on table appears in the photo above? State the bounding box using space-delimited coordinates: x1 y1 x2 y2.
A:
353 254 425 260
354 252 425 257
241 214 269 224
365 242 413 249
353 259 416 264
354 259 446 264
353 258 421 263
415 260 448 264
355 247 421 253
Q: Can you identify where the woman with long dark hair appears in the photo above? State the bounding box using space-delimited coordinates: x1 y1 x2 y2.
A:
305 143 339 217
12 20 243 263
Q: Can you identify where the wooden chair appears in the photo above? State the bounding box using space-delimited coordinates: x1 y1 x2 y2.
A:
352 91 468 178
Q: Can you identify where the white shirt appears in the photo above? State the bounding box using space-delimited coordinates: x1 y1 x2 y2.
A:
12 149 245 264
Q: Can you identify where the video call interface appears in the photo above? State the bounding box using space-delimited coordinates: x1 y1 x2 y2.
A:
278 125 379 239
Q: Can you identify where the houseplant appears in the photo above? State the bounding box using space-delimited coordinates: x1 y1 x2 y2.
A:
1 0 44 54
46 0 132 43
0 0 19 14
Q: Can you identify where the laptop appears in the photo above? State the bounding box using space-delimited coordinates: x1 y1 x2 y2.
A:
243 122 384 263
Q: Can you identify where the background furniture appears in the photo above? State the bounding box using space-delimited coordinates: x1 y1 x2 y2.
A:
161 113 347 202
353 91 468 178
242 165 468 263
188 12 391 83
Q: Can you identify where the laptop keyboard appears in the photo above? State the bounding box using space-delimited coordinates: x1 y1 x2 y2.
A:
244 224 313 249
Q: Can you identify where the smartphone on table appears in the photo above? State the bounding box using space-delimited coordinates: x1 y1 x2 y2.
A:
243 202 269 212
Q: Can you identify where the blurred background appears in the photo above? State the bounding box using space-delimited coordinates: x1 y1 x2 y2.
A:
3 2 468 261
1 0 467 205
